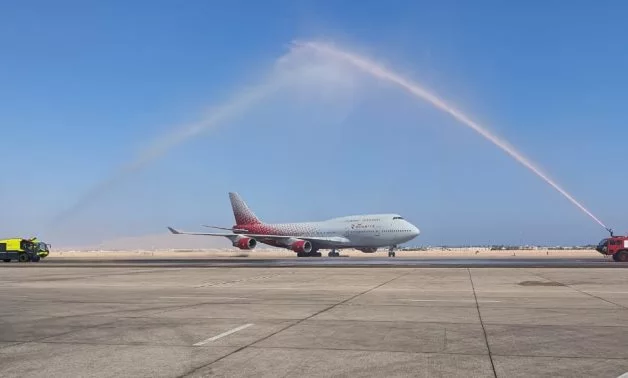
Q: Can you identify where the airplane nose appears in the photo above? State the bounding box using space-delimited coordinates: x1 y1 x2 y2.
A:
410 224 420 237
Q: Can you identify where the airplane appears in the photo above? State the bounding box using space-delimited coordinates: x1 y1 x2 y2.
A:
167 192 420 257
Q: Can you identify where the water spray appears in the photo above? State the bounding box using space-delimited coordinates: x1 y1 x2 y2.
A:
50 49 354 225
293 40 608 230
50 80 284 225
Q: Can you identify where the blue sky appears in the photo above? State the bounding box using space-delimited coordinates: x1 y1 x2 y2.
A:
1 0 627 247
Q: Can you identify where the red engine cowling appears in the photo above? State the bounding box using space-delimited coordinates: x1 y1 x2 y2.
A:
291 240 312 253
234 237 256 250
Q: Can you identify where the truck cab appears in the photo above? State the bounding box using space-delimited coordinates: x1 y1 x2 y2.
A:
595 236 628 262
31 239 50 258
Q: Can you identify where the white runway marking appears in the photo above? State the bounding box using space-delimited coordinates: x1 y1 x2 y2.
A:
159 296 249 300
403 299 501 303
193 323 254 346
616 373 628 378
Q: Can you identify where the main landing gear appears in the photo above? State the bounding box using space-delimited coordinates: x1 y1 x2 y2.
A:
388 246 397 257
328 249 340 257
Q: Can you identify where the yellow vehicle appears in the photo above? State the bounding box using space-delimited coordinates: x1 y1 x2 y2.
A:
0 238 50 263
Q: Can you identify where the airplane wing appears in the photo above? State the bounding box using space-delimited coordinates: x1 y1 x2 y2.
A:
167 227 230 236
167 227 350 245
167 227 245 243
201 225 249 232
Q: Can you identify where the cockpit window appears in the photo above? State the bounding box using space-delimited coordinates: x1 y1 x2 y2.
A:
393 216 404 220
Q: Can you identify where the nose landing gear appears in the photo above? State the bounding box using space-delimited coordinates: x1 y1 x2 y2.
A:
388 246 397 257
327 249 340 257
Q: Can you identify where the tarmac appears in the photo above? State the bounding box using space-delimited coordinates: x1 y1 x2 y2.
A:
1 261 628 377
11 256 627 268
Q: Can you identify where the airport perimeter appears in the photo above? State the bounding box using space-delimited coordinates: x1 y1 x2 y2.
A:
1 260 628 377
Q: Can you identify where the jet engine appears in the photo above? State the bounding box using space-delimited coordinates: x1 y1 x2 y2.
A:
357 247 378 253
233 236 256 250
290 240 312 254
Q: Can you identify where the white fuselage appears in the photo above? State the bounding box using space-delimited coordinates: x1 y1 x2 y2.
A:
238 213 420 250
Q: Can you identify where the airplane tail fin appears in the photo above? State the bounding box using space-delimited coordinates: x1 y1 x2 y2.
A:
229 192 261 225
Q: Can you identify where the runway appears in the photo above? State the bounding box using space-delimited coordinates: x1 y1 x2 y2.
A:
1 264 628 377
6 256 625 268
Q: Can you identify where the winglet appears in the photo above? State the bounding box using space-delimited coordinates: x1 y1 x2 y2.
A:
167 227 181 234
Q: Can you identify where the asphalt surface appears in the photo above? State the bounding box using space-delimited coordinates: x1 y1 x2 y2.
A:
1 265 628 377
8 256 626 268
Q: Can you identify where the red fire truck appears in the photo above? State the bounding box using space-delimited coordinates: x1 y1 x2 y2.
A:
595 230 628 262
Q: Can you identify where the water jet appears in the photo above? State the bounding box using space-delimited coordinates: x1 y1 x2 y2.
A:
294 40 608 230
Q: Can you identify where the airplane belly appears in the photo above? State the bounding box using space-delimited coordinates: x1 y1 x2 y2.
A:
312 239 342 248
350 232 387 248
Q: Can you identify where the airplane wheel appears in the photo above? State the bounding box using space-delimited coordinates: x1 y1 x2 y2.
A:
328 251 334 257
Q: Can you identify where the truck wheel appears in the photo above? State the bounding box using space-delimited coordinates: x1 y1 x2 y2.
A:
615 250 628 262
2 259 10 263
18 254 29 263
31 256 41 262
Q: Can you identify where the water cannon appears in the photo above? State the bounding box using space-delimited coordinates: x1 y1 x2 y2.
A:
606 227 614 237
